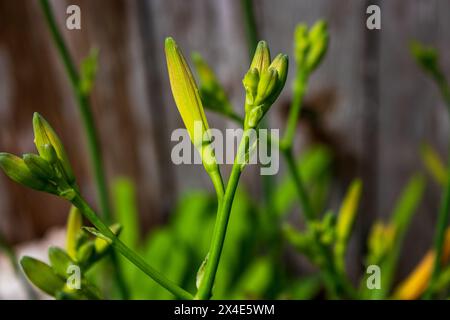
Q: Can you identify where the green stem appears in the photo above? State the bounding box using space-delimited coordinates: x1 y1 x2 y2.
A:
283 148 315 221
39 0 111 223
281 69 308 149
208 170 225 205
195 133 250 300
424 75 450 299
241 0 259 60
71 193 193 300
39 0 128 298
425 141 450 298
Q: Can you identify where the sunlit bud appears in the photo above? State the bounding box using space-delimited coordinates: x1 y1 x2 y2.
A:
66 206 82 260
33 113 75 184
165 37 211 148
0 152 55 193
23 153 55 180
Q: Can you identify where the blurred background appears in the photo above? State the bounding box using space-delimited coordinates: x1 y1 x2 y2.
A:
0 0 450 298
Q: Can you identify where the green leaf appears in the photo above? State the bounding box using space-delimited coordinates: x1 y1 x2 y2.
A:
66 206 82 260
21 256 65 296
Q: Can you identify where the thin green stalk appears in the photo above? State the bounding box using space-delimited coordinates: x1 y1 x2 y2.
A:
241 0 259 60
424 74 450 299
195 133 250 300
281 70 308 149
280 69 314 221
283 148 315 221
71 193 193 300
208 170 225 205
38 0 128 298
39 0 111 222
425 141 450 298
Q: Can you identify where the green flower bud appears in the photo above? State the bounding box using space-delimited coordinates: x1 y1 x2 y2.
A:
76 241 96 264
66 206 83 260
42 144 58 164
250 41 271 73
33 112 75 185
20 256 66 297
243 43 288 129
0 152 56 193
243 68 260 107
247 106 264 129
48 246 76 278
294 24 309 64
306 21 329 72
255 68 278 106
294 21 328 73
23 153 55 180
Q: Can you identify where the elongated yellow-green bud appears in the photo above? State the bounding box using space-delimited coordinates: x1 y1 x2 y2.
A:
33 113 75 184
0 152 55 193
165 37 210 147
66 206 82 260
165 37 219 174
23 153 55 180
336 179 362 245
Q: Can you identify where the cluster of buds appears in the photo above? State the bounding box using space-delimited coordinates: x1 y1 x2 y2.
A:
242 41 288 129
294 20 329 73
20 206 121 299
0 113 77 200
283 212 336 268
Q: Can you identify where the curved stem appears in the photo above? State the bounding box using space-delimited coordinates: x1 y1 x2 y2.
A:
71 193 193 300
39 0 128 298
